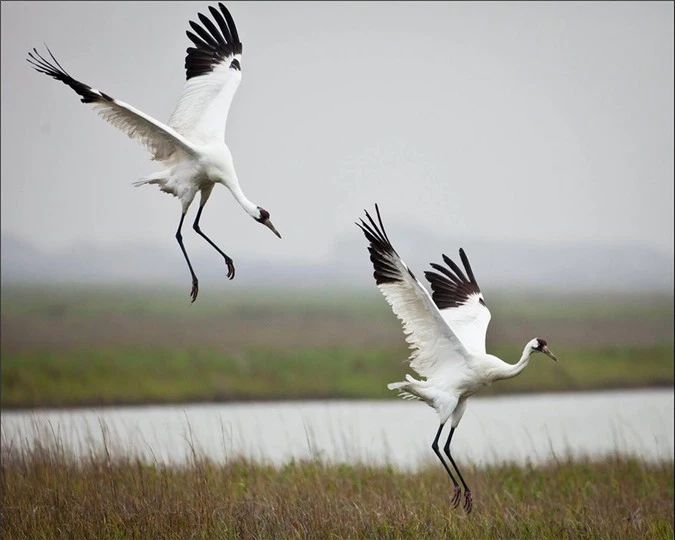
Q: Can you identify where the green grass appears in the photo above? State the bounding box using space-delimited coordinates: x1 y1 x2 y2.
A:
2 285 673 408
1 442 672 539
2 344 673 409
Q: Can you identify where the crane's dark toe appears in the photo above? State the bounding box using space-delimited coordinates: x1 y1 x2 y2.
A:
451 485 462 508
463 490 473 514
225 256 235 280
190 280 199 303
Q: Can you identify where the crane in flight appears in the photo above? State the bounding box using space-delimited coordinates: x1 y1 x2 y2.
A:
27 3 281 302
357 204 558 514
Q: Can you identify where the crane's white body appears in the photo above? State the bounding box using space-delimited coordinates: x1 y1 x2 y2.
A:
28 3 280 300
358 205 557 512
388 347 535 426
358 207 556 424
134 140 253 215
378 279 536 426
131 42 252 215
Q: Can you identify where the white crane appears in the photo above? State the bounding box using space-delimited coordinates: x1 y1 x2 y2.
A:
356 205 558 514
27 3 281 302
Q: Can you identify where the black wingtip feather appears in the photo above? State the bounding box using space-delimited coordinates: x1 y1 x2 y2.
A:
459 248 477 284
189 20 220 48
219 3 239 43
356 205 406 285
426 249 483 310
27 46 108 105
43 43 70 76
186 29 210 50
209 5 233 43
428 262 462 285
198 12 226 46
442 254 468 284
184 3 242 81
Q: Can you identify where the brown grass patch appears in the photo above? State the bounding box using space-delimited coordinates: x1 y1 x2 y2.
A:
2 440 672 539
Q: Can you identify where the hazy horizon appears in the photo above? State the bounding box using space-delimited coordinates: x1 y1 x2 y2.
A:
3 220 673 293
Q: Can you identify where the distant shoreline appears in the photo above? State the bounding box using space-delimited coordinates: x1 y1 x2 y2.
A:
4 381 672 413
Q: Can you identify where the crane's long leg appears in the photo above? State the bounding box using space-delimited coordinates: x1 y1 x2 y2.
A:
443 427 472 514
176 212 200 303
432 424 462 508
192 202 235 280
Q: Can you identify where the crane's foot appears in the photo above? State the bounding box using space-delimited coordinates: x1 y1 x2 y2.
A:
225 256 235 280
463 490 473 514
190 279 199 303
451 485 462 508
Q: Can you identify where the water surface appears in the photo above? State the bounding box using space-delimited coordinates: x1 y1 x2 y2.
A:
2 389 672 468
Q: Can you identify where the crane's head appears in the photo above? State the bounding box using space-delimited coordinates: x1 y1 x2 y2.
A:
254 207 281 238
528 338 557 361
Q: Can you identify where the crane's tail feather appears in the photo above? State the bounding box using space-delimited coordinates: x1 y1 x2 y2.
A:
387 374 424 401
132 171 169 188
132 171 186 201
133 177 163 187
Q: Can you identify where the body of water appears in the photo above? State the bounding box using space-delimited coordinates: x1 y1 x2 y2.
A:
2 389 672 468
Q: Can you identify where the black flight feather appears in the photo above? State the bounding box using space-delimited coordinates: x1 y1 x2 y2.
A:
356 204 417 286
184 3 243 81
424 249 484 310
26 46 113 105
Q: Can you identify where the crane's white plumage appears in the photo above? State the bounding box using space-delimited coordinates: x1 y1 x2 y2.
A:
167 6 243 145
27 3 280 303
358 204 558 514
357 208 468 382
26 51 198 161
425 252 492 354
168 62 241 145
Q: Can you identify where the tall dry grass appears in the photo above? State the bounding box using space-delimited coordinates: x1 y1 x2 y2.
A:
2 435 672 539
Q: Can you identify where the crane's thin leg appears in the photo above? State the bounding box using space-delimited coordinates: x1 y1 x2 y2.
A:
192 202 235 280
176 212 199 303
432 424 462 508
444 427 472 514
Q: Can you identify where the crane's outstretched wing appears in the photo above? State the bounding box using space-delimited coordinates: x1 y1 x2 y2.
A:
27 47 197 162
168 3 243 144
357 205 469 381
424 249 492 354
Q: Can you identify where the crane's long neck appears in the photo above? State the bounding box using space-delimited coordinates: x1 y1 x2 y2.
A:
226 180 258 217
493 345 533 381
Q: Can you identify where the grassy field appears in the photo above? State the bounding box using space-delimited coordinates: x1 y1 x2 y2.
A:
2 344 673 409
1 285 673 409
2 286 673 538
1 441 672 539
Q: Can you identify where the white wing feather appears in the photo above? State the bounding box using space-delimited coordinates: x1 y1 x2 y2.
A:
91 97 197 161
168 3 243 143
168 60 242 143
424 251 492 354
439 294 491 354
27 48 196 162
29 4 244 157
358 208 469 381
379 279 469 381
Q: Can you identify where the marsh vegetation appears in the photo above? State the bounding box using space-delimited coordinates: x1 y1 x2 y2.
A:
1 438 672 539
2 286 672 409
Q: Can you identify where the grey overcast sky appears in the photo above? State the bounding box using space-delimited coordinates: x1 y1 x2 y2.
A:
1 1 673 265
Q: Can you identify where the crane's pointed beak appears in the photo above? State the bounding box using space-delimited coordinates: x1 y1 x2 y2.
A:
543 346 558 362
263 219 281 239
